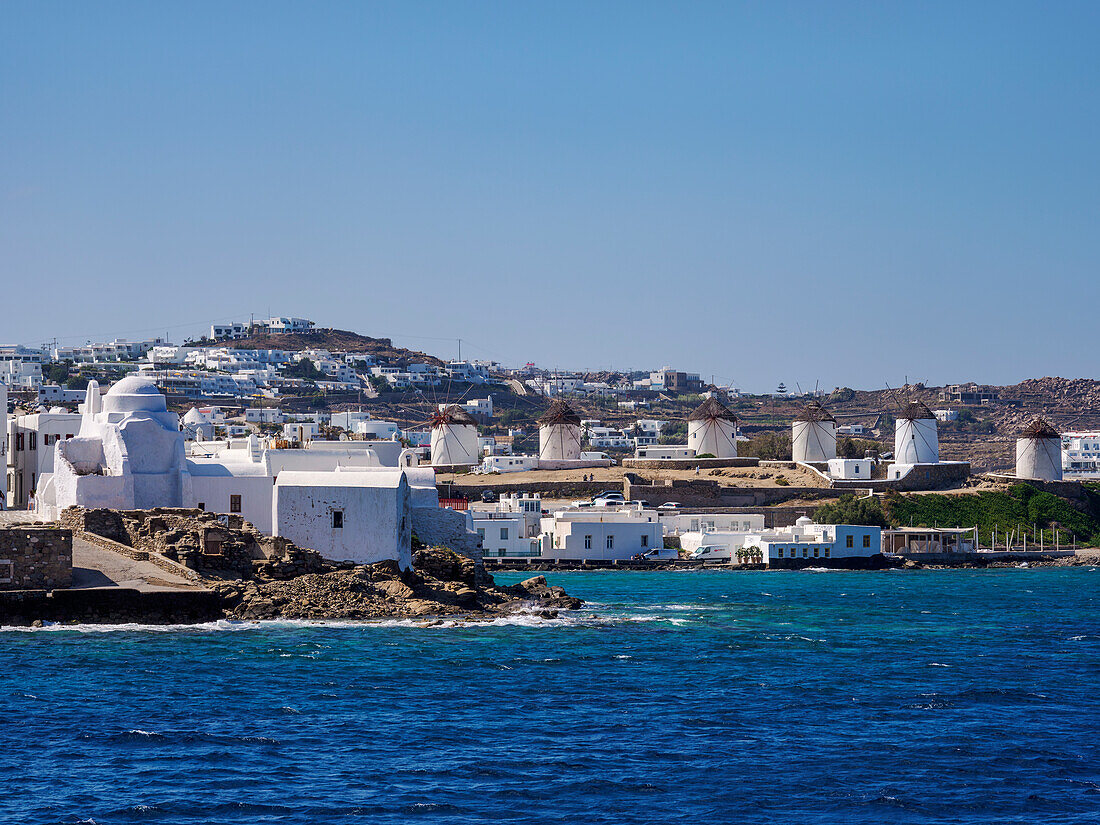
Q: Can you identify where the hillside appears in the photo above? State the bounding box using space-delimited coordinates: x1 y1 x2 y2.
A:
190 328 445 366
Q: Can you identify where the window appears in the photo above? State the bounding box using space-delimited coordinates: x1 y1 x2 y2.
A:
863 534 871 548
15 434 23 451
802 548 808 558
846 535 854 548
640 535 648 548
814 548 820 558
824 548 830 558
29 432 36 450
197 502 205 511
606 535 614 549
777 548 783 558
0 560 11 584
584 535 592 550
500 527 509 540
230 494 241 513
332 510 344 529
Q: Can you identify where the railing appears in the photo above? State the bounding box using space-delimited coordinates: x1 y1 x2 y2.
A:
439 497 470 511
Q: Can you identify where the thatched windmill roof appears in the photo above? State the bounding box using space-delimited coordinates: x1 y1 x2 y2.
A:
538 400 582 427
429 405 477 428
687 396 738 422
794 401 836 423
898 401 936 421
1018 417 1060 440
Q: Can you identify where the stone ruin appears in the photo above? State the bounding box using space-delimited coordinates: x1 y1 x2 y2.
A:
61 507 328 581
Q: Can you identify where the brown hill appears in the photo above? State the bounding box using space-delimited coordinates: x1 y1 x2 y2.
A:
190 328 444 366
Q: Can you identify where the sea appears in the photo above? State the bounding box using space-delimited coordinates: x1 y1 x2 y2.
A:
3 567 1099 825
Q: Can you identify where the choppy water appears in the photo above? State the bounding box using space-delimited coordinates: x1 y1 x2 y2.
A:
4 568 1100 824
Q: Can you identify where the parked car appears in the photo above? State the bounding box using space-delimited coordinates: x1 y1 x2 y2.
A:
657 502 681 510
592 493 627 507
480 490 498 503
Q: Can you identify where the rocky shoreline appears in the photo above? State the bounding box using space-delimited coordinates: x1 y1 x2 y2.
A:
211 548 583 622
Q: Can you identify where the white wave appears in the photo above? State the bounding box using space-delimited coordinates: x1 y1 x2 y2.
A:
927 662 951 668
1 606 699 634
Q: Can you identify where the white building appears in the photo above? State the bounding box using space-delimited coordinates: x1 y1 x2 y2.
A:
538 400 583 461
0 359 43 390
792 402 837 463
1015 418 1062 481
283 422 321 442
661 512 765 537
837 424 865 436
6 408 83 508
182 407 216 441
53 338 164 363
743 517 882 567
39 385 87 405
934 409 959 423
635 446 695 460
473 494 544 558
1061 431 1100 479
245 407 286 424
827 458 873 480
539 506 663 561
272 469 412 567
687 397 738 458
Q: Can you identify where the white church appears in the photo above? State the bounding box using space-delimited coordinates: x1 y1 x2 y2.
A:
32 376 470 569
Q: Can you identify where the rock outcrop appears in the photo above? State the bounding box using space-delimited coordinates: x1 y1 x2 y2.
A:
214 548 583 621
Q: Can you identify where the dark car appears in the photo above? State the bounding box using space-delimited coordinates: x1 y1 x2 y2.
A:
481 490 498 503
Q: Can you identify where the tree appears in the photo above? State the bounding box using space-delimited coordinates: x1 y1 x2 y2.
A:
813 494 891 527
284 359 324 381
738 431 792 460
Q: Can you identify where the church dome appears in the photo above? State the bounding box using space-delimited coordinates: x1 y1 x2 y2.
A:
183 407 208 425
102 375 168 413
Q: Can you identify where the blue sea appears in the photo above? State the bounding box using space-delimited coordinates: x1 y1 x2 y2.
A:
4 568 1100 825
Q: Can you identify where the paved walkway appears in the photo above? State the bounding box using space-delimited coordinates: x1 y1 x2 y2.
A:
72 537 202 592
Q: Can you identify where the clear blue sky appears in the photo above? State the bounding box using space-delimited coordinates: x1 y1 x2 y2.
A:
3 2 1098 392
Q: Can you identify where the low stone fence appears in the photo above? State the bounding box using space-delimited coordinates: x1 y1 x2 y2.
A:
624 478 838 508
0 526 73 590
621 457 760 470
437 480 611 501
831 462 971 492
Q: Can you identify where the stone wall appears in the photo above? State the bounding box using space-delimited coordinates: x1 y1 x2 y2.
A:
438 480 610 501
0 527 73 590
621 457 761 470
61 506 325 581
412 507 483 563
624 478 837 508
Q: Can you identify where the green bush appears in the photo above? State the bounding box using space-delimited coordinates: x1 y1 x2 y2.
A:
813 494 890 527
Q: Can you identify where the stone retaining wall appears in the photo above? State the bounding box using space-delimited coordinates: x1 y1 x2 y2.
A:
624 478 838 508
621 457 761 470
0 587 223 625
0 527 73 590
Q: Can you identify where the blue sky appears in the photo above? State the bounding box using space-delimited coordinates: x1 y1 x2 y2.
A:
2 2 1098 392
